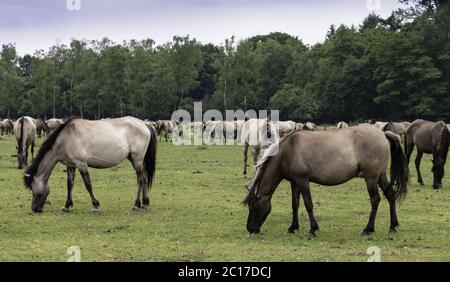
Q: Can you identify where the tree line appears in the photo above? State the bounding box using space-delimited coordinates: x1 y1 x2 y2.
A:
0 0 449 123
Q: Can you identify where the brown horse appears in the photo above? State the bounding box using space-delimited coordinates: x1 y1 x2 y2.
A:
243 126 409 236
36 119 50 138
24 117 157 213
383 122 410 137
13 117 37 169
405 119 449 189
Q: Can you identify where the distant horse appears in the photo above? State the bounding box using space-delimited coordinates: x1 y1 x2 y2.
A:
1 119 14 135
304 122 318 131
24 117 157 213
276 121 296 137
241 119 279 176
156 120 178 142
46 118 64 132
374 122 388 131
243 126 409 236
13 117 37 169
36 119 50 138
295 123 305 131
405 119 449 189
383 122 410 137
337 122 349 129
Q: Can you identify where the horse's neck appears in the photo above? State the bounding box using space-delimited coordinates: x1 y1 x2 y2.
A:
36 151 59 182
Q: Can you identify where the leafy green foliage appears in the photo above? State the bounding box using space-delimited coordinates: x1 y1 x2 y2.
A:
0 1 449 122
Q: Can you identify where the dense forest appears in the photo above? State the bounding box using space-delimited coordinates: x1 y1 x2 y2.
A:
0 0 449 123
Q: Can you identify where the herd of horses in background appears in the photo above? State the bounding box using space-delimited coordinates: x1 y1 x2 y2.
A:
0 115 449 236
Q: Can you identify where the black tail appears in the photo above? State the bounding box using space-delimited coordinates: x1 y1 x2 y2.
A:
385 132 409 200
144 125 158 191
436 122 450 166
40 118 50 135
18 117 25 148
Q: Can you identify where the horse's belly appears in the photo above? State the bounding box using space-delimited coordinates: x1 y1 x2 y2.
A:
85 140 129 168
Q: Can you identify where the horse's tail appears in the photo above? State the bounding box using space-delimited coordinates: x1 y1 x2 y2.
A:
144 124 158 191
384 132 409 201
436 122 450 166
40 118 50 135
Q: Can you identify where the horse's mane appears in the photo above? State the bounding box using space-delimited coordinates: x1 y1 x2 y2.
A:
242 131 296 206
24 117 79 189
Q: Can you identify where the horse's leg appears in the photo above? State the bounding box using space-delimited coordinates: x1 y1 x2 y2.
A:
362 178 381 235
378 173 399 233
415 151 425 185
31 141 35 160
79 168 101 213
288 181 301 234
243 142 249 177
298 179 319 237
253 147 261 165
405 140 414 165
62 167 76 212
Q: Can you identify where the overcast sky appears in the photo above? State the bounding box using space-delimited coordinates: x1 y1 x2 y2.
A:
0 0 406 55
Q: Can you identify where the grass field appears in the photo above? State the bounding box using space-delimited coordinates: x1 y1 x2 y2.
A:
0 134 449 262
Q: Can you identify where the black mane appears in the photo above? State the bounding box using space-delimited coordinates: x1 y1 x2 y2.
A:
24 117 79 189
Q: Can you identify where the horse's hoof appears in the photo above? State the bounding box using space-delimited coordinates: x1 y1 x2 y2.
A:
61 207 70 213
141 205 149 210
361 230 374 236
419 182 425 186
307 233 316 240
132 206 140 212
389 228 397 235
92 208 101 214
287 226 299 234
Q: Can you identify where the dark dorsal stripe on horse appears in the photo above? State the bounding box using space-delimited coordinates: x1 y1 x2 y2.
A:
24 117 79 189
18 117 25 153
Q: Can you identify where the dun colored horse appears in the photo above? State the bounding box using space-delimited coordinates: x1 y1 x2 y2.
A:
1 119 14 135
14 117 37 169
243 126 409 236
384 122 410 137
24 117 157 213
241 119 279 176
337 122 349 129
405 119 449 189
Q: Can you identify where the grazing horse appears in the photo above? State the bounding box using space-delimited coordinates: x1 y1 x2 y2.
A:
35 119 50 138
241 119 279 176
157 120 178 142
243 126 409 236
383 122 410 137
337 122 349 129
13 117 37 169
24 117 157 213
1 119 14 135
405 119 449 189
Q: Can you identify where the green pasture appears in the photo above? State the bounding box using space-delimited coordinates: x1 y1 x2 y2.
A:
0 134 449 262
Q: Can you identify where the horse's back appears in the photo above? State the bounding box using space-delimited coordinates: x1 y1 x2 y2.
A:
66 117 150 167
282 126 389 185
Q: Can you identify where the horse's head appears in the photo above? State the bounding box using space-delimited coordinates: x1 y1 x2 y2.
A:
246 194 272 234
24 173 50 213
